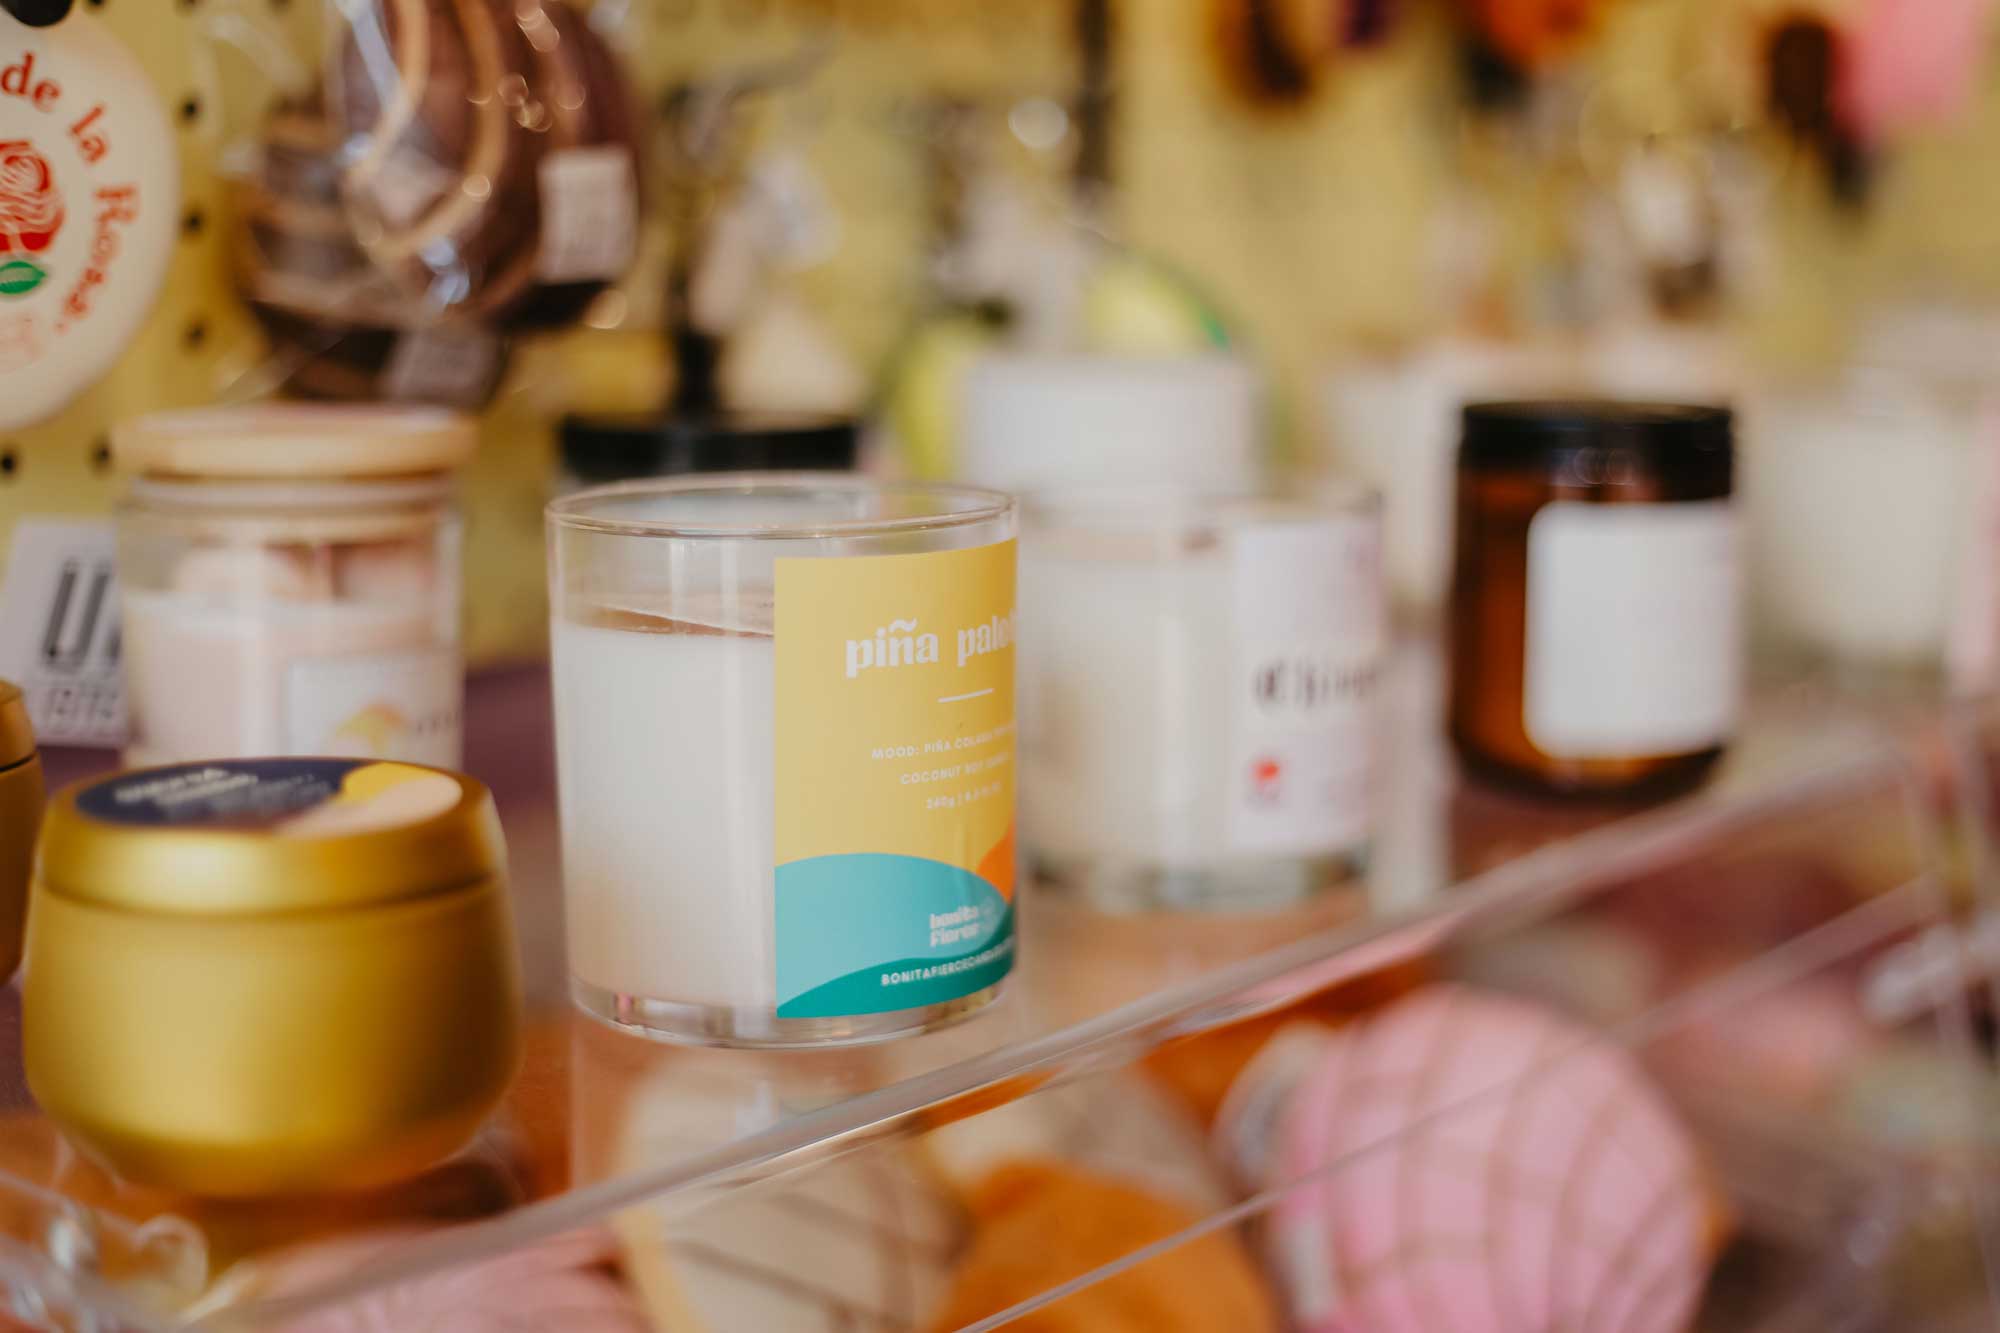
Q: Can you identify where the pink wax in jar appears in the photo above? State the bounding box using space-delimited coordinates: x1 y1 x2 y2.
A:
112 405 474 768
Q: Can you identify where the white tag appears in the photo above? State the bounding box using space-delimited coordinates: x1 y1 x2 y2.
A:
382 326 502 406
283 647 462 767
536 146 638 283
1275 1207 1344 1327
1226 515 1383 857
1525 500 1740 758
362 144 457 229
0 519 126 746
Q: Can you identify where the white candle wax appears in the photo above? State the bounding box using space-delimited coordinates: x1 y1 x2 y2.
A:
1019 541 1231 871
1745 384 1984 666
1020 503 1382 901
551 602 777 1011
122 538 458 766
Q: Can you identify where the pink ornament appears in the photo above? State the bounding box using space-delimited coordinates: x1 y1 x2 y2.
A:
1248 986 1709 1333
1836 0 1997 144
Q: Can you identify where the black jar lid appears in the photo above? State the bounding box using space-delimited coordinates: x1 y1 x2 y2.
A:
559 412 860 486
1460 401 1733 483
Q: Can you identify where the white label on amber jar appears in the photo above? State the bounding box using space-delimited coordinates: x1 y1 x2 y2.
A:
537 146 637 283
1227 516 1383 857
284 648 462 768
1524 500 1739 759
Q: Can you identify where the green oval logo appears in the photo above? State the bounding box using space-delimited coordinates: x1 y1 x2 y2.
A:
0 259 47 297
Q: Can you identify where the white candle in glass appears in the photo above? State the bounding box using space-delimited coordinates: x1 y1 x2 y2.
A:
552 596 776 1013
1744 377 1983 668
1019 538 1231 870
1019 494 1383 911
547 476 1019 1047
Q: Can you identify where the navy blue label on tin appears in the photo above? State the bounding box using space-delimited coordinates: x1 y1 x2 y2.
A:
77 759 370 828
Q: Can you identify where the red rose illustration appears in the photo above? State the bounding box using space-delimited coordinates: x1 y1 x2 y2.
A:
0 140 63 256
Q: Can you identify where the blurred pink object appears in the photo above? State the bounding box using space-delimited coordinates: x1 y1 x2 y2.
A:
1836 0 1997 143
257 1227 650 1333
1261 986 1709 1333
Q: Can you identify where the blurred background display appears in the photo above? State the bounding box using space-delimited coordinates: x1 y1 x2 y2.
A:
1 0 1997 677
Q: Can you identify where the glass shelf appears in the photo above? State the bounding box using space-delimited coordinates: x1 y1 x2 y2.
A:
3 644 1996 1331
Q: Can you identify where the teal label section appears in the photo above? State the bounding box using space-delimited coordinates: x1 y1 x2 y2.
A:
775 853 1015 1018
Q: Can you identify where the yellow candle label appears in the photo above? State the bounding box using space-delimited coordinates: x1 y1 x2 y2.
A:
773 538 1017 1018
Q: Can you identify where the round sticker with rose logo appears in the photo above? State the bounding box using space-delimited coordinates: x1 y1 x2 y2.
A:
0 8 176 430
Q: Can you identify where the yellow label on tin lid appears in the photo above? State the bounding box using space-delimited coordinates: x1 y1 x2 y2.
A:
773 538 1017 1018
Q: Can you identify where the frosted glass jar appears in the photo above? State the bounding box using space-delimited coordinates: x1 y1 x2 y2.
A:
548 475 1019 1048
112 406 471 768
959 353 1263 496
1019 490 1384 912
1744 374 1995 679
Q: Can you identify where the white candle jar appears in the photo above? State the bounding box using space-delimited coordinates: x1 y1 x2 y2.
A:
1018 491 1384 912
1745 373 1997 681
547 476 1019 1047
113 406 472 769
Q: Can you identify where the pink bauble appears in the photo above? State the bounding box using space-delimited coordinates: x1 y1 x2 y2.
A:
1268 986 1709 1333
1836 0 1997 144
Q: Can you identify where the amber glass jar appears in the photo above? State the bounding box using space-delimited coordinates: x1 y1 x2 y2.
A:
1449 402 1739 798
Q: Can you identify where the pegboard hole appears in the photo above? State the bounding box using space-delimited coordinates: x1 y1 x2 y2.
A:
1 450 20 480
90 439 112 475
183 319 209 352
179 97 203 126
182 208 205 238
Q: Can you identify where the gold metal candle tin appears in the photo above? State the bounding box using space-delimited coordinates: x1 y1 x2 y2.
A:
0 681 43 981
24 759 521 1197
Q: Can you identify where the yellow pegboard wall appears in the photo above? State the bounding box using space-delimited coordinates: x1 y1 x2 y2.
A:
1 0 306 549
7 0 2000 669
0 0 1076 667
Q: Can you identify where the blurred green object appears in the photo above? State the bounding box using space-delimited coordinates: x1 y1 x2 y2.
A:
884 312 1004 481
1079 252 1232 355
885 250 1233 480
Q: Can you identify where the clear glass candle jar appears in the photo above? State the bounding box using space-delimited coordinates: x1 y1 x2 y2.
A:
547 475 1019 1047
112 406 472 769
1449 402 1739 798
1018 491 1384 912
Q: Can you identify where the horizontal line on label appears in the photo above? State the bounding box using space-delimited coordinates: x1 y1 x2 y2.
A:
937 688 995 703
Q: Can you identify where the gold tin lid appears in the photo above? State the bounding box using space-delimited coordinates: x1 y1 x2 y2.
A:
113 404 478 480
39 759 504 916
0 681 34 770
